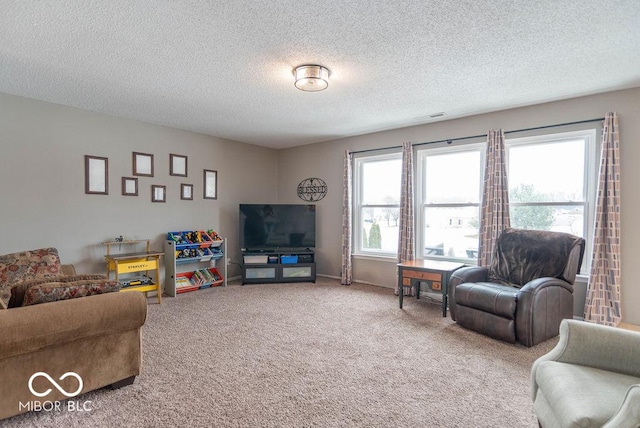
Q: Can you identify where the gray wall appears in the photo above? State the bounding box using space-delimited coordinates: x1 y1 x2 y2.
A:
278 87 640 326
0 92 278 278
2 88 638 325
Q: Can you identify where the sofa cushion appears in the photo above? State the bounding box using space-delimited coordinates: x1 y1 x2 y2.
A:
534 361 640 428
0 248 62 309
22 279 121 307
8 274 108 308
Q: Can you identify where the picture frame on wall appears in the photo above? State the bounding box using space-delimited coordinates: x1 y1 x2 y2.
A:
122 177 138 196
170 154 188 177
151 185 166 202
203 169 217 199
84 155 108 195
181 183 193 200
133 152 154 177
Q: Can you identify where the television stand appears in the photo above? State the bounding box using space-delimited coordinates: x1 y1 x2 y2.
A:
241 250 316 285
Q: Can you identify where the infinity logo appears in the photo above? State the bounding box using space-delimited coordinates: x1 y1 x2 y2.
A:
28 372 83 398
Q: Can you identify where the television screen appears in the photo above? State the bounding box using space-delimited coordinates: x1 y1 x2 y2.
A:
239 204 316 251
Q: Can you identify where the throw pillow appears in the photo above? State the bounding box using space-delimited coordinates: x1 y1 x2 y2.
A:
8 274 107 308
22 279 121 307
6 275 68 308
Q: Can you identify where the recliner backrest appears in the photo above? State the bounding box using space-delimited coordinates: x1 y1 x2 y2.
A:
488 228 585 287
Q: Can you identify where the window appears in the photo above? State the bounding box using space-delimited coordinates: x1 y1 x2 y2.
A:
353 128 598 270
417 145 484 261
354 152 402 256
506 130 597 269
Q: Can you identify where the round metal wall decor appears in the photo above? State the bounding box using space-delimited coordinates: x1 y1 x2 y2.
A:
297 177 328 202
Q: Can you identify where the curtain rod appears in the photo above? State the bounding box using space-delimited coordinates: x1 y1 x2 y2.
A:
350 117 605 155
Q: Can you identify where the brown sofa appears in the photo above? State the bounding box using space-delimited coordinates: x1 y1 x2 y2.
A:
0 248 147 420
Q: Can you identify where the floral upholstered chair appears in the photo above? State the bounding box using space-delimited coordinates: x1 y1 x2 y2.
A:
0 247 119 309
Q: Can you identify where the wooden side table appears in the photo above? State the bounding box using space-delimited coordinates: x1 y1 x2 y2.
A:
397 260 465 316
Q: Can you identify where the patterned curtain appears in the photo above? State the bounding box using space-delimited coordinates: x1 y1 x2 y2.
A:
478 129 510 266
341 150 353 285
584 112 622 326
396 142 415 295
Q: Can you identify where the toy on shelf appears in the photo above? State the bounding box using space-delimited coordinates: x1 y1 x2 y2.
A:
207 230 223 242
120 275 154 288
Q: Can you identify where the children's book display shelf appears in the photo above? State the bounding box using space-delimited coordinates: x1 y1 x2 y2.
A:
164 230 227 296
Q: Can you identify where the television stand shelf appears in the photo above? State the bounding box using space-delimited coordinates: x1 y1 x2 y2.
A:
241 250 316 285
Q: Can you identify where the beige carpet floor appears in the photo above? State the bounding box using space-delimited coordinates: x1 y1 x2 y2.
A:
2 277 557 427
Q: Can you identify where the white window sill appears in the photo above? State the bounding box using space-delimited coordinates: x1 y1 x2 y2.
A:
352 253 397 263
575 273 589 284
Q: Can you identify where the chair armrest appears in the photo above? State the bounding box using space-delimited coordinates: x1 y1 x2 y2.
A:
517 277 575 346
520 276 573 294
447 266 488 320
450 266 489 284
603 384 640 428
532 319 640 400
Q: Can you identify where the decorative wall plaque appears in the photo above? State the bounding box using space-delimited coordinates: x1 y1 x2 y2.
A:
297 177 327 202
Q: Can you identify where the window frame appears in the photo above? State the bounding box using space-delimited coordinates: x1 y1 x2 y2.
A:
353 150 403 258
505 129 598 272
351 127 599 272
416 142 486 263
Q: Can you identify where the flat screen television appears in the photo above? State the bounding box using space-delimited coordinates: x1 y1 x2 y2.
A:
239 204 316 251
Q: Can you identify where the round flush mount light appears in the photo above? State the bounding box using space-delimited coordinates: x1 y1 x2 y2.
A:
293 65 330 92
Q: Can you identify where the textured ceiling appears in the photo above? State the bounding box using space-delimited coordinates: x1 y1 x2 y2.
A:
1 1 639 149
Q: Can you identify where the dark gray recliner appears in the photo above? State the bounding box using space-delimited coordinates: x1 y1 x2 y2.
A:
448 228 585 347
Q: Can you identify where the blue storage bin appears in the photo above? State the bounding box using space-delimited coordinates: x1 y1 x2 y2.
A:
281 255 298 264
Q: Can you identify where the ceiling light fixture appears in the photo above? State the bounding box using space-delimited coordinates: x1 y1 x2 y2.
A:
293 65 330 92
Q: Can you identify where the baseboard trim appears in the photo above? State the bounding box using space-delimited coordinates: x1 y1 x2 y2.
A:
317 274 340 280
572 317 640 332
620 322 640 332
317 274 393 289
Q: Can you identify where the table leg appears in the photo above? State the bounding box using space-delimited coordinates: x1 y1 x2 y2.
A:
442 273 448 317
155 261 162 304
398 270 404 309
415 280 420 299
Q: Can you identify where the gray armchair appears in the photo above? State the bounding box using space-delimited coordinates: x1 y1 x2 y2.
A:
448 228 585 347
532 319 640 427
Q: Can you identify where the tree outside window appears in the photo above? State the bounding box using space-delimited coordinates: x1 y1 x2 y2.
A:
510 184 554 230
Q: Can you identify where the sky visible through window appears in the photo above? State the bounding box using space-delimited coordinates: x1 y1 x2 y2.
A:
425 151 481 203
508 139 585 201
362 158 401 204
